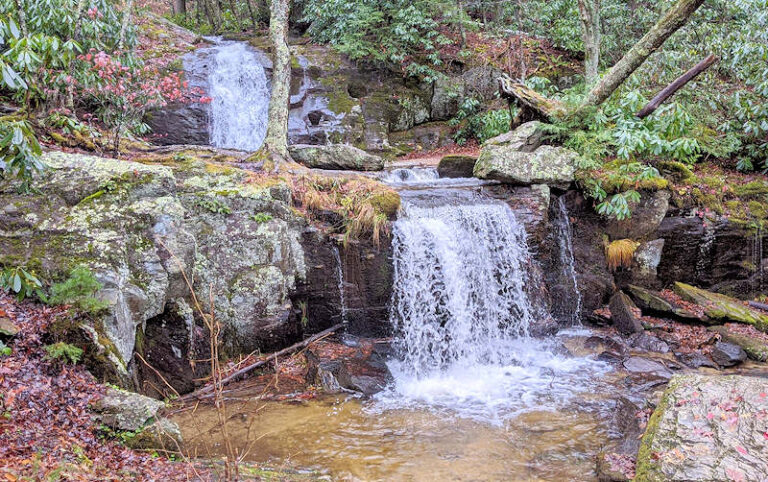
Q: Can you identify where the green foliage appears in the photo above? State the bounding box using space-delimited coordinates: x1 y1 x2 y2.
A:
0 119 44 192
449 96 515 145
0 265 43 301
303 0 451 80
196 198 232 215
0 340 10 357
48 265 109 314
44 341 83 364
250 212 273 223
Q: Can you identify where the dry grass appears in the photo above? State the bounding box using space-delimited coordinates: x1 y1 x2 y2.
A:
605 239 639 271
290 174 400 246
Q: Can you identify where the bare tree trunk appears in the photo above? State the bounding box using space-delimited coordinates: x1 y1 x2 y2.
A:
457 0 466 48
576 0 705 114
118 0 135 50
244 0 259 29
577 0 601 85
173 0 187 17
202 0 222 32
66 0 87 110
13 0 27 37
636 54 717 118
263 0 291 159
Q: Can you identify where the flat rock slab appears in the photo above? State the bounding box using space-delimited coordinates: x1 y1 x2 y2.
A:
673 282 768 330
636 374 768 482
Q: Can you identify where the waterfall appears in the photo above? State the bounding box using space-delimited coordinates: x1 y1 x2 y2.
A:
389 198 534 374
377 190 607 423
753 226 764 291
208 41 270 151
332 246 348 325
380 168 440 184
553 196 582 325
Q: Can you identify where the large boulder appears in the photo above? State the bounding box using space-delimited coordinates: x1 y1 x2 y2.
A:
605 190 670 241
430 76 464 121
474 144 577 188
673 282 768 330
288 144 385 171
636 374 768 481
437 154 477 178
483 121 544 152
0 151 307 384
626 284 705 323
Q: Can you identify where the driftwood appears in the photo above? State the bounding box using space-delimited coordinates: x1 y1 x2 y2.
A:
180 323 344 402
498 74 566 126
637 54 718 118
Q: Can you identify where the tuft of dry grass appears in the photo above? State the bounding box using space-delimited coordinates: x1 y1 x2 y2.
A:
605 239 639 271
290 174 400 246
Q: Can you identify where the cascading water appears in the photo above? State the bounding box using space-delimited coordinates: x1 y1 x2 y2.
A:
208 41 270 151
377 189 607 423
553 195 582 325
379 167 440 184
332 246 349 325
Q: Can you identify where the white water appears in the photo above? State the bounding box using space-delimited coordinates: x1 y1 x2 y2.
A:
208 41 270 151
380 167 440 184
377 191 606 424
332 246 348 325
554 195 582 324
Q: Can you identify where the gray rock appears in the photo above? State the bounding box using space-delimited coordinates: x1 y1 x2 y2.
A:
461 65 503 101
313 360 353 393
609 292 644 335
484 121 544 152
605 190 670 240
622 356 672 379
474 144 577 188
631 239 665 286
626 284 704 322
676 351 718 369
711 341 747 367
0 317 19 337
430 76 464 121
92 388 165 432
289 144 385 171
126 417 184 451
637 374 768 481
628 333 670 354
437 154 477 178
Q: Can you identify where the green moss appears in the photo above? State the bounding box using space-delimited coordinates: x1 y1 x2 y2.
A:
748 200 768 220
733 180 768 199
635 378 680 482
691 188 724 214
369 190 401 217
656 161 694 183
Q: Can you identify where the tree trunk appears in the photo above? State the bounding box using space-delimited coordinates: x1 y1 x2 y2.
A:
576 0 706 114
636 54 717 118
577 0 601 85
202 0 222 32
244 0 259 29
263 0 291 159
118 0 135 50
173 0 186 16
498 74 566 124
13 0 27 37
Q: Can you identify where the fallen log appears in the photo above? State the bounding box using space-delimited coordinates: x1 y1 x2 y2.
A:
498 74 566 126
748 300 768 313
180 323 344 402
636 54 718 118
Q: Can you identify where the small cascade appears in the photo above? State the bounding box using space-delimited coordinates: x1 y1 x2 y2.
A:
380 167 440 184
208 41 270 151
553 196 582 325
753 225 764 291
332 246 348 325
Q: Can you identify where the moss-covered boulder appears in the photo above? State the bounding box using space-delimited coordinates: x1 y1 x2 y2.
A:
673 282 768 331
483 121 544 152
0 151 307 382
636 374 768 481
473 144 577 188
627 284 704 322
288 144 385 171
437 154 477 178
709 325 768 362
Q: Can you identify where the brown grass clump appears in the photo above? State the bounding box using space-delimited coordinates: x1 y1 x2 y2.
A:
290 174 400 245
605 239 639 271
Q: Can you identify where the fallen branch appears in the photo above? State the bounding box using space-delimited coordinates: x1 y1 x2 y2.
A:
636 54 718 118
748 300 768 313
180 323 344 402
498 74 566 126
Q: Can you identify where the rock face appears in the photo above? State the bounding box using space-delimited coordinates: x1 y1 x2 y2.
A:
288 144 385 171
673 282 768 330
0 151 307 385
636 374 768 482
605 191 670 241
710 341 747 367
436 154 477 178
474 144 577 188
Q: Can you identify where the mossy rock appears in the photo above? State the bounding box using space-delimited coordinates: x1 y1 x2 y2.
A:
708 325 768 362
733 180 768 199
627 284 703 322
656 161 694 183
368 190 401 217
673 282 768 331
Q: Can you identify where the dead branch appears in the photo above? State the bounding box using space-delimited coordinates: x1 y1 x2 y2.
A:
636 54 718 118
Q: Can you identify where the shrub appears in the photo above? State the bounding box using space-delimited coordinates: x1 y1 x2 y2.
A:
0 265 43 301
48 265 108 314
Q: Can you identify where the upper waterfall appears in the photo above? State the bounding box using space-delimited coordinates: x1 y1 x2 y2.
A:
208 41 270 151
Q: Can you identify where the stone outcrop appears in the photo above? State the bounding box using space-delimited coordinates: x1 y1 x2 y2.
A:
673 282 768 330
1 151 308 385
609 292 644 335
483 121 544 151
474 143 577 188
436 154 477 178
636 374 768 481
288 144 385 171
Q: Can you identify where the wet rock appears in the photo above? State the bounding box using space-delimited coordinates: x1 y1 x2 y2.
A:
125 417 183 451
673 282 768 330
710 341 747 367
628 333 670 354
288 144 385 171
609 292 644 335
709 325 768 362
636 374 768 482
612 396 644 455
474 144 577 188
605 190 670 241
347 375 387 396
626 284 704 322
596 452 634 482
675 351 717 369
437 154 477 178
622 357 672 379
483 121 544 152
312 360 353 393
